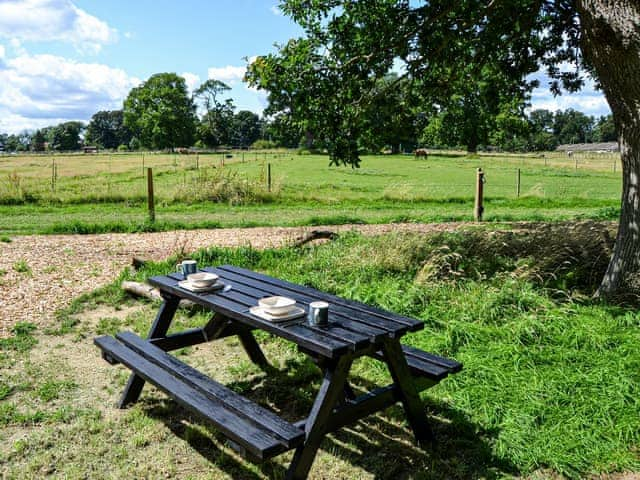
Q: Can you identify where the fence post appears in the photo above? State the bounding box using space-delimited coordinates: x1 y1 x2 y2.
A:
147 167 155 223
142 154 145 178
613 158 617 173
196 154 199 170
516 168 521 198
267 163 272 192
474 168 484 221
575 156 578 171
51 158 56 191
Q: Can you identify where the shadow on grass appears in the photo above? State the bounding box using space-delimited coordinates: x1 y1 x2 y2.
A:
140 356 518 480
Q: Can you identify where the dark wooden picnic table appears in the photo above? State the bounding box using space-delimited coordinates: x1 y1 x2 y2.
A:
95 265 462 479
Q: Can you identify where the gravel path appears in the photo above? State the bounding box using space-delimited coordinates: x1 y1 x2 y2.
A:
0 223 468 337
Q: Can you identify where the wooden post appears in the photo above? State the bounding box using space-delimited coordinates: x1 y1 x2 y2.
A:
544 154 548 167
575 156 578 171
516 168 521 198
242 152 245 163
142 154 145 178
474 168 484 221
196 154 199 170
267 163 272 192
613 159 617 173
147 167 155 223
51 158 55 191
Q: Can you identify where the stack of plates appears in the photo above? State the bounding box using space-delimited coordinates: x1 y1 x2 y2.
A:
250 296 305 322
179 272 223 292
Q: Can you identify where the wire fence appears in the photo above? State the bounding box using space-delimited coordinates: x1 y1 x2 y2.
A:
0 150 623 206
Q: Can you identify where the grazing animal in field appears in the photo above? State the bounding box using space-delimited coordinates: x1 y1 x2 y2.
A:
414 148 428 158
567 150 573 157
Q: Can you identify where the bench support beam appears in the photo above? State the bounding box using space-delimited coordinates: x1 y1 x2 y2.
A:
286 354 353 480
119 294 180 408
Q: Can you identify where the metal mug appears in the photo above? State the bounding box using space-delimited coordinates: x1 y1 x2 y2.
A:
307 301 329 327
177 260 197 277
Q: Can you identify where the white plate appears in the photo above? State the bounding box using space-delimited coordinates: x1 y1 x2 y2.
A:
249 306 306 322
178 280 224 293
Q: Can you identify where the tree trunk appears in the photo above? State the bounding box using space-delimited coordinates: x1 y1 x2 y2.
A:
577 0 640 299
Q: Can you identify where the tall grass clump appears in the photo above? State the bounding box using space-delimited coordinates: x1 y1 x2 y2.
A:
173 167 278 205
0 171 36 204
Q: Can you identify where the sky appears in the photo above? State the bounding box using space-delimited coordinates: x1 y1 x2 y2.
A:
0 0 611 134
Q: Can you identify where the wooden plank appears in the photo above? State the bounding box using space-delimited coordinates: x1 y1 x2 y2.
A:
401 344 463 373
115 332 303 447
95 336 289 459
370 349 451 381
209 267 407 338
148 275 350 358
218 265 423 332
216 287 370 350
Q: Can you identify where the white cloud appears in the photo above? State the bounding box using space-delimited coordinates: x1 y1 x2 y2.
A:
0 0 117 54
181 72 201 94
207 65 246 84
270 5 283 16
528 70 611 117
0 52 139 133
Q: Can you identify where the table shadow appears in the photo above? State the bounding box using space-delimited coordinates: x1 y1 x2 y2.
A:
139 356 519 480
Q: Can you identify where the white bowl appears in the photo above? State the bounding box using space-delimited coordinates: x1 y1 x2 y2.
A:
187 272 219 288
258 296 296 315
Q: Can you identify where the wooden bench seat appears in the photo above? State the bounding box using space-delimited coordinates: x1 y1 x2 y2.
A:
94 331 304 461
371 344 462 383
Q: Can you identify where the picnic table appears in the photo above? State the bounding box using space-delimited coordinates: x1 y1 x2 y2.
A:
95 265 462 479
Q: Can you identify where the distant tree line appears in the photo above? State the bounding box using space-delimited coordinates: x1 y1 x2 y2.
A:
0 71 616 154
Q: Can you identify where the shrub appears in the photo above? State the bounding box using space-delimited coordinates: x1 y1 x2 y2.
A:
251 139 277 150
117 144 129 152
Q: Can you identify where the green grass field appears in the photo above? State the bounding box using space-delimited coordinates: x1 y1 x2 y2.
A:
0 150 623 234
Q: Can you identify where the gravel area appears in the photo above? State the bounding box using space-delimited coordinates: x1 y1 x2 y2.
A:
0 222 468 337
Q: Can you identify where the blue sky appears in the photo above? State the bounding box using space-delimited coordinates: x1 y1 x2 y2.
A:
0 0 610 134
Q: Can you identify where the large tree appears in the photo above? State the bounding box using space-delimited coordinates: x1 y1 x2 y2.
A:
247 0 640 299
85 110 132 149
123 73 196 150
193 79 235 147
49 122 84 151
553 108 594 144
230 110 262 148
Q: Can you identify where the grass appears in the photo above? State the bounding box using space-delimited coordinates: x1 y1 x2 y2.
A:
1 228 638 479
0 150 624 234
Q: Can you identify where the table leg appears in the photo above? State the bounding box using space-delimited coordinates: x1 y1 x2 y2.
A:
286 354 353 480
203 314 270 370
118 295 180 408
381 338 434 443
236 326 270 369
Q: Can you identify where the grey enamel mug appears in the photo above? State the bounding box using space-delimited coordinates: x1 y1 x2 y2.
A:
307 301 329 327
177 260 197 277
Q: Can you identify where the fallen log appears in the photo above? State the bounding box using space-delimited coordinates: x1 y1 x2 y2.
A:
292 230 338 247
122 281 196 308
131 257 148 270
